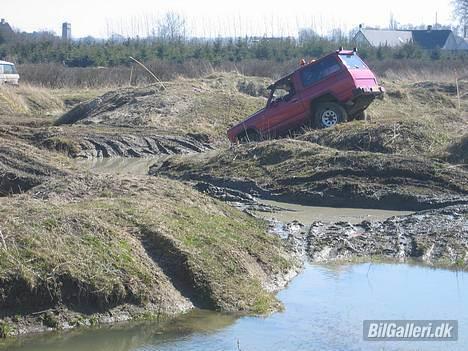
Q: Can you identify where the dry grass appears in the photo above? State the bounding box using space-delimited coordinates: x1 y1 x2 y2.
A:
0 85 64 117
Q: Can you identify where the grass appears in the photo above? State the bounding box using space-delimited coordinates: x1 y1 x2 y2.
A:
0 174 295 318
0 84 63 117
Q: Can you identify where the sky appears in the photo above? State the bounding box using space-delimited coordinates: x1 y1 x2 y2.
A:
1 0 455 38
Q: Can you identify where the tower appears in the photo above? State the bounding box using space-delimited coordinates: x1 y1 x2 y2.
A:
62 22 71 40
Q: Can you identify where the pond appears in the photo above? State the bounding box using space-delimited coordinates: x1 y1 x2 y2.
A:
3 263 466 351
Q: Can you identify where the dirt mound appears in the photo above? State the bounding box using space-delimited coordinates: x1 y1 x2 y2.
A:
0 173 296 334
445 134 468 166
305 204 468 268
298 120 449 155
54 73 266 140
151 139 468 210
0 135 67 196
412 80 467 97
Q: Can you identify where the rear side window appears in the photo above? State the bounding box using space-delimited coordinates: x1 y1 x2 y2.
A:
339 54 367 69
300 56 341 87
3 64 17 74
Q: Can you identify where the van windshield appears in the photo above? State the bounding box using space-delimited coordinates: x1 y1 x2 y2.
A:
339 54 367 69
3 64 17 74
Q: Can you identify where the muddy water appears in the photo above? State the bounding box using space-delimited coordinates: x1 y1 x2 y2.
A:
75 157 163 175
2 264 467 351
256 199 413 224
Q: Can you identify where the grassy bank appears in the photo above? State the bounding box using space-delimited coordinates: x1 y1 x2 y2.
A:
0 141 296 336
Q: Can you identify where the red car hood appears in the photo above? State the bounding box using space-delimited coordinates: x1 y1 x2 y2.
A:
349 69 378 88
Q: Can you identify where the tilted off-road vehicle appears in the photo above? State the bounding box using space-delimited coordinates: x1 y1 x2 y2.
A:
228 49 384 143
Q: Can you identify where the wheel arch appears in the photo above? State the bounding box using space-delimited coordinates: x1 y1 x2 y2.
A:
309 93 340 112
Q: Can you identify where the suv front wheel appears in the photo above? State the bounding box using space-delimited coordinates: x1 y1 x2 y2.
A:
313 102 348 129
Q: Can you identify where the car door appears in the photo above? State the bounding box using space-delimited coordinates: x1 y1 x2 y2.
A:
261 80 306 136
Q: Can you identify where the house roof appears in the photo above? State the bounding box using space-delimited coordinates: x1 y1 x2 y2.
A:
356 29 412 47
411 30 452 49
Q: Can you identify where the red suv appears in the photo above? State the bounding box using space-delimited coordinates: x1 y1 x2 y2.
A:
228 49 384 143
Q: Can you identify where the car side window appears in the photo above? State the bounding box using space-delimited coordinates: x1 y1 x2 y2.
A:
3 65 16 74
271 79 295 104
300 57 341 87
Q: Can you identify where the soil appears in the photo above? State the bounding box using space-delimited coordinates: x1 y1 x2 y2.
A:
151 139 468 211
303 204 468 267
0 135 68 196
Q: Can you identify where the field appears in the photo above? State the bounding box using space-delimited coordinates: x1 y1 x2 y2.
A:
0 66 467 336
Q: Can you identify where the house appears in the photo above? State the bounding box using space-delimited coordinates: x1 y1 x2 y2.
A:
411 28 458 50
353 25 468 51
354 28 412 47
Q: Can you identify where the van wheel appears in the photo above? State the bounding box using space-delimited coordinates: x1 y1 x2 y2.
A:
353 110 368 121
313 102 348 129
237 130 260 143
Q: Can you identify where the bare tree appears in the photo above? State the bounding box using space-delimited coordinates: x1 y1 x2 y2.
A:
453 0 468 37
298 28 319 44
157 12 187 42
389 13 399 30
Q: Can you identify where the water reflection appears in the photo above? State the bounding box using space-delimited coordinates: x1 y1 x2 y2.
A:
3 264 467 351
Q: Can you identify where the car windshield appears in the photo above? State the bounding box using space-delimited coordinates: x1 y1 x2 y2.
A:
339 54 367 69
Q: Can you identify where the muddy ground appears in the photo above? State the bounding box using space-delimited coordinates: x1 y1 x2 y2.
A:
0 73 467 337
303 205 468 266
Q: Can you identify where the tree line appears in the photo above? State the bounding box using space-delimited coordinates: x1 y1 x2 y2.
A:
0 32 465 69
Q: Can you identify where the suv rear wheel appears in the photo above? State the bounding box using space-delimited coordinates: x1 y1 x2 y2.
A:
313 102 348 129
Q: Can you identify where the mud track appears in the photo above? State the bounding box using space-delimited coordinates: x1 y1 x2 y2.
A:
303 205 468 266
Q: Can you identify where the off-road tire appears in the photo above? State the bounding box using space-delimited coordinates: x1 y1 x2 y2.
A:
313 102 348 129
237 130 260 143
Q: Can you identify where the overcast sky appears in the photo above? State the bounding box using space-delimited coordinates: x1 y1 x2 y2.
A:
2 0 455 38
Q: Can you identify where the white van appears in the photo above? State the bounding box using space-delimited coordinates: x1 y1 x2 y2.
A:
0 60 19 85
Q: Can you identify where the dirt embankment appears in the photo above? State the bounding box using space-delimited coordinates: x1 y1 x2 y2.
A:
0 141 297 337
0 73 268 160
0 135 68 196
54 74 268 141
150 139 468 211
302 205 468 268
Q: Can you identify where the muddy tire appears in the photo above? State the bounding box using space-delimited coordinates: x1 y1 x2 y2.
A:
353 110 369 121
237 130 260 143
313 102 348 129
